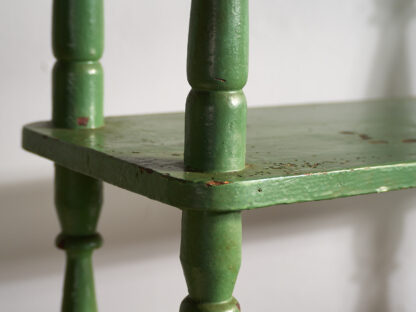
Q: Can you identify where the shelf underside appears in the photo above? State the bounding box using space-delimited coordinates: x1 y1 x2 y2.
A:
23 98 416 211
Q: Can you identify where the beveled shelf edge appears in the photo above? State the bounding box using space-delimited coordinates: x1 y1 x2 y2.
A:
22 122 416 212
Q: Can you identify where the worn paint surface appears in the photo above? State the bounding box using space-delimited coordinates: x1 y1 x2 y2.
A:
185 0 248 172
180 296 240 312
185 90 247 172
23 98 416 211
50 0 104 311
52 0 104 129
53 61 104 129
53 0 104 61
182 1 246 310
180 211 241 312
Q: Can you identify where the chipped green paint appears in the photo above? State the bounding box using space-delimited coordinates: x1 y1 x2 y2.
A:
184 0 249 172
55 209 102 312
22 99 416 211
21 1 416 311
55 166 102 236
185 90 247 173
53 61 104 129
51 0 104 311
186 0 248 91
182 1 247 310
53 0 104 61
55 166 103 312
52 0 104 129
180 211 241 312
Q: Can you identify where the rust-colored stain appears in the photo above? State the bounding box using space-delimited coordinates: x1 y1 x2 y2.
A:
56 240 65 249
340 131 355 135
206 180 230 187
140 167 154 174
77 117 89 126
369 140 388 144
305 162 319 168
215 77 226 82
359 134 372 140
402 139 416 143
236 302 241 311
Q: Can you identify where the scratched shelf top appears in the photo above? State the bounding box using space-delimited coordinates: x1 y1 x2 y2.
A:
23 98 416 211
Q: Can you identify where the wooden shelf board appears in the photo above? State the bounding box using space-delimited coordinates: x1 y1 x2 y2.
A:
23 98 416 211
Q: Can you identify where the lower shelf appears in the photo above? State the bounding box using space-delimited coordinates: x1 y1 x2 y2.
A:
23 98 416 211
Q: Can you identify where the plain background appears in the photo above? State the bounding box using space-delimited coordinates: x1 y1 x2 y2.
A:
2 0 416 311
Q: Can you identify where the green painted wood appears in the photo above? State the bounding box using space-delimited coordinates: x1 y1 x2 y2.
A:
185 0 249 172
55 166 103 312
180 211 241 312
51 0 104 311
53 61 104 129
53 0 104 61
182 2 247 309
61 249 100 312
55 166 103 236
23 99 416 211
56 228 102 312
52 0 104 129
186 0 248 91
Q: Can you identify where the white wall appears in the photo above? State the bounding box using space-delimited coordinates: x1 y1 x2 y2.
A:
1 0 416 311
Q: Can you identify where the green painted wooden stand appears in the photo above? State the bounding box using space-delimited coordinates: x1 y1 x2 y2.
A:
52 0 104 311
22 0 416 311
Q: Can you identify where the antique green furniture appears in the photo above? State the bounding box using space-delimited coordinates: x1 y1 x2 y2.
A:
22 1 416 311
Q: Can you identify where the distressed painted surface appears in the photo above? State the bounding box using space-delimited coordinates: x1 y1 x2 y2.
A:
53 61 104 129
52 0 104 129
23 98 416 211
51 0 104 311
186 0 248 91
185 0 248 173
182 1 246 310
185 90 247 172
53 0 104 61
180 211 241 312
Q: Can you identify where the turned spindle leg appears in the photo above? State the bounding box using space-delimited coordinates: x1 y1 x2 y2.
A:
180 211 242 312
51 0 104 311
185 0 249 173
181 0 248 310
55 167 103 312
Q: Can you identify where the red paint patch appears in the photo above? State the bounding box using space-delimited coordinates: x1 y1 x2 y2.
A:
77 117 89 126
206 180 230 187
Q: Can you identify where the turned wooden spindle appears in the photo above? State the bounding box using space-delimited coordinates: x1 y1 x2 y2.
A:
184 0 249 173
52 0 104 311
181 1 248 311
52 0 104 129
180 211 242 312
55 168 103 312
